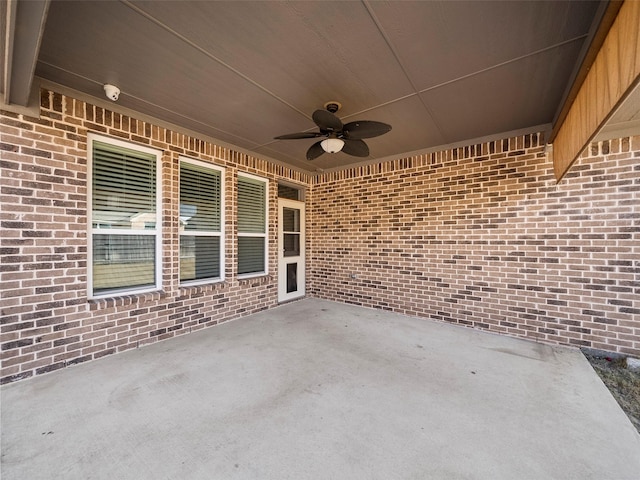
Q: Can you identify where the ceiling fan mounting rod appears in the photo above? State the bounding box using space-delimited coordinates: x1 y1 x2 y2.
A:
323 101 342 113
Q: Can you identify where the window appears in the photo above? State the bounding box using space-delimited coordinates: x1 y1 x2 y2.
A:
180 159 224 284
88 135 161 298
237 174 268 276
277 182 303 200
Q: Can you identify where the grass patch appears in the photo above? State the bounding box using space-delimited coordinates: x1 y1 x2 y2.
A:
583 351 640 435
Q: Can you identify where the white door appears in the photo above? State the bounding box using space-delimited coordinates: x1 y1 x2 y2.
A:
278 199 305 302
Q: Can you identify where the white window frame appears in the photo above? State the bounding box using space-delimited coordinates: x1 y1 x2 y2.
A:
237 172 268 278
179 157 225 286
87 134 162 299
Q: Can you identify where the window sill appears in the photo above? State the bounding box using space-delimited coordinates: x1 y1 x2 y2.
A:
89 290 166 310
180 278 225 288
237 273 272 286
237 272 268 280
179 280 227 295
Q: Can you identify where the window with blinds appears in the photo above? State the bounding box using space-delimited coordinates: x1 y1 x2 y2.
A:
89 136 161 297
237 174 267 276
180 159 224 284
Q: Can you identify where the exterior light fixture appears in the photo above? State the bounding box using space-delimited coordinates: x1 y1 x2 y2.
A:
320 138 344 153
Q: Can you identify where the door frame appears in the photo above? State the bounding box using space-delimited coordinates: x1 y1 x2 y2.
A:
277 198 305 303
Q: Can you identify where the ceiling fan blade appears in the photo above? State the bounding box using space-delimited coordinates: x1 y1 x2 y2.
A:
306 141 325 161
342 121 392 140
274 132 323 140
312 109 343 132
342 139 369 157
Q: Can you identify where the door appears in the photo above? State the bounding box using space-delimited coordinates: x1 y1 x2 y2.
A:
278 199 305 302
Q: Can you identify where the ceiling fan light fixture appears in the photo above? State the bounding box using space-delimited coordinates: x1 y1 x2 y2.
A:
321 138 344 153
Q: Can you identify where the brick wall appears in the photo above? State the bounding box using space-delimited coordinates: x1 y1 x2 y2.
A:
2 89 639 385
310 134 640 356
1 90 309 384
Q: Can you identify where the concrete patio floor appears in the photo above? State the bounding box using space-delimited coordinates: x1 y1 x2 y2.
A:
2 298 639 480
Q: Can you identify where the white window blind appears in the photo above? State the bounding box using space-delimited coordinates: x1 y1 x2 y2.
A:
180 160 223 283
237 175 267 275
90 138 160 297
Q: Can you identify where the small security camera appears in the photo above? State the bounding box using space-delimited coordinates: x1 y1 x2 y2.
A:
103 84 120 102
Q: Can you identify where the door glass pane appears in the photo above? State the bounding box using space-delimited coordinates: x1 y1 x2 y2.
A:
283 208 299 232
287 262 298 293
284 233 300 257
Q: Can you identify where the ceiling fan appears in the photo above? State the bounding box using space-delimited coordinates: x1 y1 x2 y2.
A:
274 102 392 161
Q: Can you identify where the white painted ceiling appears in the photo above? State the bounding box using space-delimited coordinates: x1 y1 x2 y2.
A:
7 1 614 173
